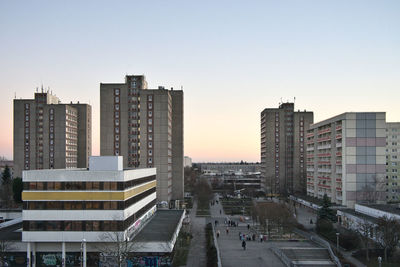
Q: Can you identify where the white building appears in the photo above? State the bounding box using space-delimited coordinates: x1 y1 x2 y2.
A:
22 156 157 265
306 112 387 208
184 156 192 168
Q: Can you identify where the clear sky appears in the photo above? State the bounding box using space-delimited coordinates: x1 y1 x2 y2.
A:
1 1 399 162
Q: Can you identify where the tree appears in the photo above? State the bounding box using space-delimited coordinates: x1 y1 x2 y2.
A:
375 216 400 262
1 166 11 185
12 177 23 203
0 240 15 266
0 166 12 208
97 232 138 267
318 194 336 222
357 218 374 262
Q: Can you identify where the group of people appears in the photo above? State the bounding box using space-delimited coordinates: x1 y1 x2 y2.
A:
224 219 238 227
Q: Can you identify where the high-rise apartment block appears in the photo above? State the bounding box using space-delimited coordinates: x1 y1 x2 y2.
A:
260 103 314 196
306 112 386 208
13 91 91 177
386 122 400 202
100 75 184 202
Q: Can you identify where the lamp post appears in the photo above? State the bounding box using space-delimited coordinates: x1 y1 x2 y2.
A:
378 256 382 267
336 233 340 251
81 239 86 267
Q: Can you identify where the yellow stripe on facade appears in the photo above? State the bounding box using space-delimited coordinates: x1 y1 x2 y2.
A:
22 181 156 201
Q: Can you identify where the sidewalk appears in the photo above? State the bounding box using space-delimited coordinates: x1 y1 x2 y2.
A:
185 198 207 267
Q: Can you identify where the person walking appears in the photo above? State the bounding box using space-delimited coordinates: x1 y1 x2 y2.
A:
226 227 229 235
242 240 246 250
217 230 220 238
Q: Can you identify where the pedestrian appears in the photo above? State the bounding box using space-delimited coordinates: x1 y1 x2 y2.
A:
260 234 263 242
252 233 256 241
239 231 241 238
310 218 313 224
247 224 250 230
226 227 229 234
242 240 246 250
217 230 220 238
220 209 222 215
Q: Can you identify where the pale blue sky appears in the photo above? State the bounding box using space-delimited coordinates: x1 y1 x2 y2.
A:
1 1 399 162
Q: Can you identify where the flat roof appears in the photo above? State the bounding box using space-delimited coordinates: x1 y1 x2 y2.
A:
133 210 184 242
362 204 400 216
339 209 379 224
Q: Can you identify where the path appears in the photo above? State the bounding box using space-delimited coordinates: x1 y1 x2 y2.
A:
186 198 207 267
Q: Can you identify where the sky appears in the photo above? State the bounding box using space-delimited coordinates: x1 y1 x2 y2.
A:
0 1 399 162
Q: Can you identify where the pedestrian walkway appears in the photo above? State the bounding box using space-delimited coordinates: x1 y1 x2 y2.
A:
186 198 207 267
210 195 291 267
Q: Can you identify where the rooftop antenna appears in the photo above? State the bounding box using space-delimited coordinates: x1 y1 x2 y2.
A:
14 92 16 99
294 96 296 105
41 83 44 93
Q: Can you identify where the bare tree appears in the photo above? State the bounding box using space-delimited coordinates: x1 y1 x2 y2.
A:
356 218 374 262
375 216 400 262
97 232 138 267
0 240 15 266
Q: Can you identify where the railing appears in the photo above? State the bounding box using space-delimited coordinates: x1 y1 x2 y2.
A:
211 218 222 267
317 144 332 150
270 247 293 267
293 229 342 267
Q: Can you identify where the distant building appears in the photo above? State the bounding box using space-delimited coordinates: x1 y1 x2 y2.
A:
386 122 400 202
100 75 184 202
306 112 387 208
13 91 91 177
184 156 192 168
197 162 260 175
260 103 314 196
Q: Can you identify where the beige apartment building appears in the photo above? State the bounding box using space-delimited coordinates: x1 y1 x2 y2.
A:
386 122 400 202
260 103 314 196
13 91 91 177
100 75 184 202
306 112 386 208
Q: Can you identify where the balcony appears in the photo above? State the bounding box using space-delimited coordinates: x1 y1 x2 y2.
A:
318 161 331 165
336 168 342 174
306 133 314 138
317 144 332 150
336 195 342 200
307 147 315 151
317 128 331 135
336 151 342 157
336 187 342 191
317 153 331 157
336 125 342 131
336 143 342 148
307 167 315 172
336 160 342 165
307 181 314 185
318 184 331 189
336 134 342 140
318 176 331 180
318 168 331 173
317 136 331 143
307 140 315 144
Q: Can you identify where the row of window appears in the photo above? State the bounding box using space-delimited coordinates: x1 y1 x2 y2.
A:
24 187 156 210
24 175 156 191
23 199 156 232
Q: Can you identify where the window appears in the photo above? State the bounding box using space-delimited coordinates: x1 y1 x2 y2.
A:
115 88 120 95
115 104 120 111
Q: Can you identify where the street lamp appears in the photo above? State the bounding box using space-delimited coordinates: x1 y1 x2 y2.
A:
336 233 340 251
81 239 86 267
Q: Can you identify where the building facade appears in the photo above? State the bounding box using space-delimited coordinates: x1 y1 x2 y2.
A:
386 122 400 202
260 103 313 196
13 91 91 177
100 75 184 202
22 156 157 265
306 112 386 208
